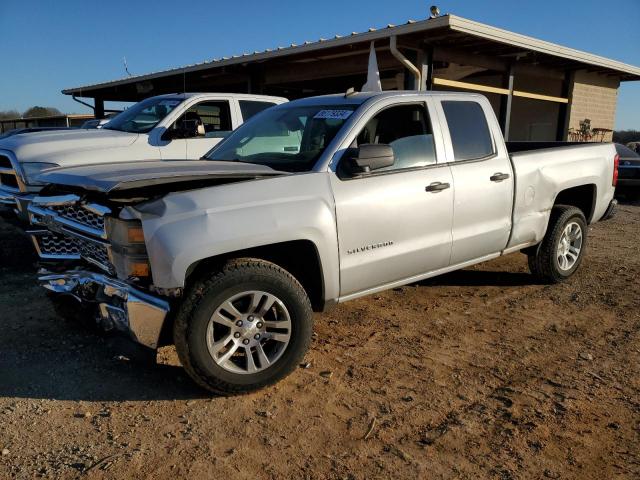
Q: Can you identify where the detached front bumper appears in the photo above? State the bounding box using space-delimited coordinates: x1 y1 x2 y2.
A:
39 270 170 349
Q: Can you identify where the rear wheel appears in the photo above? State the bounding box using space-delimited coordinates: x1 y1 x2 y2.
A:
528 206 587 283
173 258 313 395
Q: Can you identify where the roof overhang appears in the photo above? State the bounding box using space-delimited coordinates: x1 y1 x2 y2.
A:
62 14 640 100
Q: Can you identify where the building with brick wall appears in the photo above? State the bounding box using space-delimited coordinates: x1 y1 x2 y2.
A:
61 14 639 142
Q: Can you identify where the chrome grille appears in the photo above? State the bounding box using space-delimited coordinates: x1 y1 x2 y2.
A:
37 233 81 256
48 204 106 231
0 154 20 192
76 236 113 273
28 196 115 274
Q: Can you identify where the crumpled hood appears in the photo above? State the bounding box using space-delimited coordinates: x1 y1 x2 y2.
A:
37 160 288 193
0 129 138 163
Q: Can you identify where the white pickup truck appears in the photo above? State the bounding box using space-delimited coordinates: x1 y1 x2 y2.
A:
29 91 618 395
0 93 287 219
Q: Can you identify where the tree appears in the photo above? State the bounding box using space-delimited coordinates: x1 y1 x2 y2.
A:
613 130 640 145
22 106 62 118
0 110 21 120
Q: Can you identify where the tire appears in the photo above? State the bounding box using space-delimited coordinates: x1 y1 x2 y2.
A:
528 205 588 283
173 258 313 395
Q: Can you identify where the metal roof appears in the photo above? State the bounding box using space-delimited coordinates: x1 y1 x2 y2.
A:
63 14 640 96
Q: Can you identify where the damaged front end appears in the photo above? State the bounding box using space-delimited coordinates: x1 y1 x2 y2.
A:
26 160 287 349
27 193 173 349
39 269 169 349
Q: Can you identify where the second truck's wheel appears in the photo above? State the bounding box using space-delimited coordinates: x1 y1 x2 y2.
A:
173 258 313 395
528 205 588 283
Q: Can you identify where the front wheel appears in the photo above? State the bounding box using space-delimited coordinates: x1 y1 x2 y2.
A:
527 205 587 283
173 258 313 395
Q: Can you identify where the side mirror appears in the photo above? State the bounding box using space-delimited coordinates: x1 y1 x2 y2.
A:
347 143 395 174
162 121 201 141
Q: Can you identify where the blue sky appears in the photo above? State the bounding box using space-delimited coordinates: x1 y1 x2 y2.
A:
0 0 638 129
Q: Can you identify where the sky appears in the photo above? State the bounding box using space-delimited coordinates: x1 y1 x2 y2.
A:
0 0 638 129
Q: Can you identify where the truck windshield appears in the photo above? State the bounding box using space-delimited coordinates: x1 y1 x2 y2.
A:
205 104 357 172
103 97 183 133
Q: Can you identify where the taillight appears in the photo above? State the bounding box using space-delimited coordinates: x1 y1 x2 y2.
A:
613 154 619 187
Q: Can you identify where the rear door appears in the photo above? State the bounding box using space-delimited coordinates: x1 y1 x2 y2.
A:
330 99 454 298
434 98 514 264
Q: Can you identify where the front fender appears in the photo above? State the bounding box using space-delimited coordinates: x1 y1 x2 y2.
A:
137 173 340 301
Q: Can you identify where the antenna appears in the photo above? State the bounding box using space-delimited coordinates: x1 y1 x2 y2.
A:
123 57 132 77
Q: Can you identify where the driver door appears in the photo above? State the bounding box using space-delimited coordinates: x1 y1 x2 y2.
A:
185 101 234 159
330 101 454 298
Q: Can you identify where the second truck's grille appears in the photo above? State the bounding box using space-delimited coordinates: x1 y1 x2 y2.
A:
0 155 12 169
0 154 20 192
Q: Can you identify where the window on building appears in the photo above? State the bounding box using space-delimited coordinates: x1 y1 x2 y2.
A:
441 101 494 161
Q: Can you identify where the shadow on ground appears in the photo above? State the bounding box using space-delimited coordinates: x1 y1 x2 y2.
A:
0 313 210 402
418 268 537 288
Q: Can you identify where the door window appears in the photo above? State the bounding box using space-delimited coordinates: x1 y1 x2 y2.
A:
350 104 437 172
441 101 495 161
174 101 232 138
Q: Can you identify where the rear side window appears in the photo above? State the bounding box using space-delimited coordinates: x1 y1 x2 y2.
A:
441 101 494 161
239 100 277 121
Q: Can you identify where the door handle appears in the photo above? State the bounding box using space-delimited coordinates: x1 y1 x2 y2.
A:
490 172 510 182
425 182 451 193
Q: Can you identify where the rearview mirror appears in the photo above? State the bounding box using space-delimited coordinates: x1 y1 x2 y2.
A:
347 144 395 174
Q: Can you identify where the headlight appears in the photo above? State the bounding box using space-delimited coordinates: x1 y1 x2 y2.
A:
20 162 60 186
106 218 151 279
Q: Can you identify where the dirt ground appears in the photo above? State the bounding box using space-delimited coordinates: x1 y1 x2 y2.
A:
0 201 638 480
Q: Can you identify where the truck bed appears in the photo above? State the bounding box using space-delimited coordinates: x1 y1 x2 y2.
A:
506 141 594 154
506 141 616 251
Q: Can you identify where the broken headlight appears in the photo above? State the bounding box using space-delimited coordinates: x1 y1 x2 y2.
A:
106 218 151 280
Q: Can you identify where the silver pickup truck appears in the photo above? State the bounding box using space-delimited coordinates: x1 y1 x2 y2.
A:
28 91 618 394
0 93 287 221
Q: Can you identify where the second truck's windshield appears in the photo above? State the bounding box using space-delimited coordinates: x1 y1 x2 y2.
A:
103 96 183 133
205 104 357 172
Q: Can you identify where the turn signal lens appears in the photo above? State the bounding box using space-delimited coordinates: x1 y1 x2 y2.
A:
127 226 145 244
613 154 619 187
128 261 150 277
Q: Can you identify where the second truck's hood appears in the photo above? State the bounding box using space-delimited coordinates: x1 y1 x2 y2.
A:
37 160 288 193
0 129 138 162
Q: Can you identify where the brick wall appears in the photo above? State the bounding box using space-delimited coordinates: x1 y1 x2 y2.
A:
567 70 620 141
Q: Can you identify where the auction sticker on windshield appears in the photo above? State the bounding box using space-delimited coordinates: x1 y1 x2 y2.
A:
314 110 353 120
